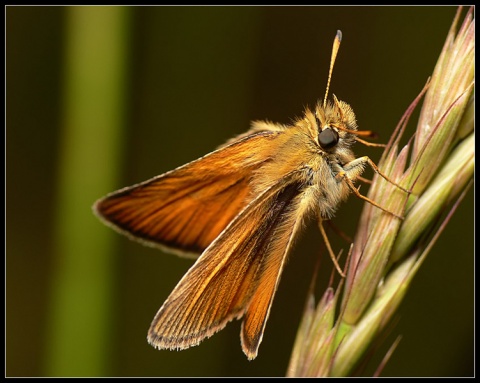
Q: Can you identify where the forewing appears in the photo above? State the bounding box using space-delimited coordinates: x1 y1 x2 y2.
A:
147 170 310 358
94 131 281 257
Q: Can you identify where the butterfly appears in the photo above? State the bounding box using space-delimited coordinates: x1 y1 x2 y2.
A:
93 30 407 360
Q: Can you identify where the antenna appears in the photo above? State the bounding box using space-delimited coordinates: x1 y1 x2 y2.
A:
323 30 342 108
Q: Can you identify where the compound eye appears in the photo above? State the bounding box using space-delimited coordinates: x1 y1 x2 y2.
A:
318 127 339 149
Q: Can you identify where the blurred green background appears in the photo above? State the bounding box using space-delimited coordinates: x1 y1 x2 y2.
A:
6 6 473 377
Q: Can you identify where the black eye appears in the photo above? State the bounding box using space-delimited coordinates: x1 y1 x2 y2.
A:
318 127 339 149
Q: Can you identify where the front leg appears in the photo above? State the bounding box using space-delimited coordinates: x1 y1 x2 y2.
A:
333 157 406 219
342 156 409 193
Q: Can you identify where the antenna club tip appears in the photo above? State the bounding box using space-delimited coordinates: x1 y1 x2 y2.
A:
336 30 342 41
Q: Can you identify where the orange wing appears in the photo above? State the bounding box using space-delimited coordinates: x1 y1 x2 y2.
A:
147 170 310 359
94 130 281 257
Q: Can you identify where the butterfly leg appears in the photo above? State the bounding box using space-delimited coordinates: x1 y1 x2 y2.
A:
318 219 346 278
335 157 406 219
344 156 410 193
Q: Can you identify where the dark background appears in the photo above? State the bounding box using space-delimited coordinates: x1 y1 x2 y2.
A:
7 6 473 377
